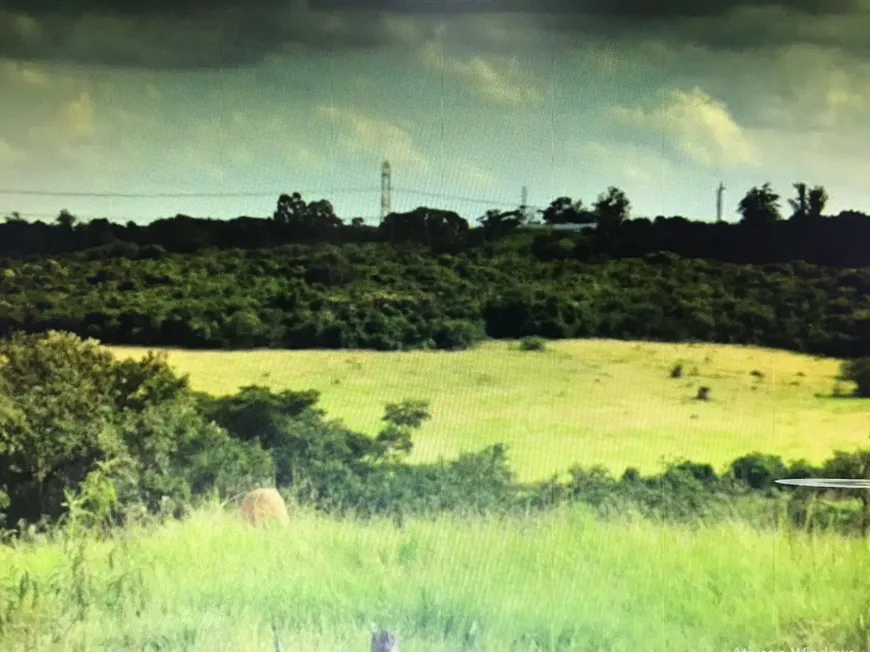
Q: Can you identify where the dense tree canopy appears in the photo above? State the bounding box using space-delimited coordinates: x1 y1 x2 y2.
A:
2 181 866 266
0 241 867 357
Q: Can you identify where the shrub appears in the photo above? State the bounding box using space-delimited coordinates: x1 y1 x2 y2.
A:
784 458 819 479
198 385 431 503
431 318 486 350
839 357 870 397
729 453 788 490
519 336 547 351
0 330 273 529
695 386 711 401
664 460 719 487
670 363 683 378
621 467 641 483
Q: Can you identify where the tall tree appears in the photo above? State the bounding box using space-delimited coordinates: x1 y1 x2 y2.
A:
478 208 525 237
592 186 630 229
306 199 342 229
738 183 781 225
273 193 341 235
808 185 829 219
273 192 307 225
788 182 809 220
542 197 594 225
55 209 77 229
379 207 468 246
542 197 579 225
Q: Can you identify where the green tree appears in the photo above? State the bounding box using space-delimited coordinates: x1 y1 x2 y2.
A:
273 193 342 234
821 448 870 534
55 209 77 229
0 331 272 528
788 182 809 220
839 357 870 397
477 208 526 238
808 185 829 219
592 186 630 229
789 183 828 220
738 183 781 225
542 197 591 225
273 192 307 224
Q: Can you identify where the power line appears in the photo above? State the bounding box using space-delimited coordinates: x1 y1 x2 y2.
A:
394 188 527 209
0 185 534 210
0 187 381 199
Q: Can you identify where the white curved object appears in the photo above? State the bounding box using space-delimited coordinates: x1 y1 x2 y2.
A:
775 478 870 489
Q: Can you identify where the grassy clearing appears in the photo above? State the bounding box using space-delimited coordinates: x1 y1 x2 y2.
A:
106 339 870 483
2 504 869 652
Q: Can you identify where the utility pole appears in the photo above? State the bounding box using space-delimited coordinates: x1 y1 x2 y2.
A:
716 182 725 222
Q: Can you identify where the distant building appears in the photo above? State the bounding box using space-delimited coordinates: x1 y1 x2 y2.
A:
519 222 597 232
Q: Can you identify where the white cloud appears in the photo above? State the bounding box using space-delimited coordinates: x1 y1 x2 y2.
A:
760 46 870 130
314 105 429 170
417 42 542 107
567 139 682 191
0 60 49 87
453 160 496 188
610 87 761 169
0 138 26 167
27 90 95 144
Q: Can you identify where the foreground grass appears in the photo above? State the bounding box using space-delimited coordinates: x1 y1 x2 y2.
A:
2 504 870 651
107 339 870 483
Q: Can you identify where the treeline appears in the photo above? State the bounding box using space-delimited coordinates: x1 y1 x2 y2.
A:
2 331 869 540
3 182 870 266
3 242 870 358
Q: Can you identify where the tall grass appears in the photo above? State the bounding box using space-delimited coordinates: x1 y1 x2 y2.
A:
2 502 870 651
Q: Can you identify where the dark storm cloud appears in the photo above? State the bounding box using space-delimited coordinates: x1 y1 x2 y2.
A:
533 0 870 58
0 1 434 69
543 0 859 18
0 0 868 69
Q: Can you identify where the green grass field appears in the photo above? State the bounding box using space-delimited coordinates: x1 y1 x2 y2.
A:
2 503 868 652
106 338 870 483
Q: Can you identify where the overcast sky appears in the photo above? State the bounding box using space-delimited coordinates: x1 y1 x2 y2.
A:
2 0 869 224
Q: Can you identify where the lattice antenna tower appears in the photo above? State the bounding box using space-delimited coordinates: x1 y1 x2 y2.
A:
381 161 392 220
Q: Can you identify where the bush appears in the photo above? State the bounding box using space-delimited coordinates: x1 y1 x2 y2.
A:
198 385 432 504
672 461 718 485
431 318 486 350
519 336 547 351
0 330 273 529
729 453 788 491
839 357 870 397
670 363 683 378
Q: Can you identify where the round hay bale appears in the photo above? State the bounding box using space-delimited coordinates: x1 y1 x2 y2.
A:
239 488 290 528
371 631 398 652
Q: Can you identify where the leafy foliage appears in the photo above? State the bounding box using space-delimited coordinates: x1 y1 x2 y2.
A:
737 183 782 225
839 357 870 397
1 243 870 358
0 331 273 528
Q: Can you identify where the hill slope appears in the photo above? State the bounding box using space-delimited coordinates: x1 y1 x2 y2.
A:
107 339 869 482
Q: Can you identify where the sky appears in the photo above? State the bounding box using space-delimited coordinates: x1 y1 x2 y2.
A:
1 0 870 225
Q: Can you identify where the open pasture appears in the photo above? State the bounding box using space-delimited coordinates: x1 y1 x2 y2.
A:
106 339 870 482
